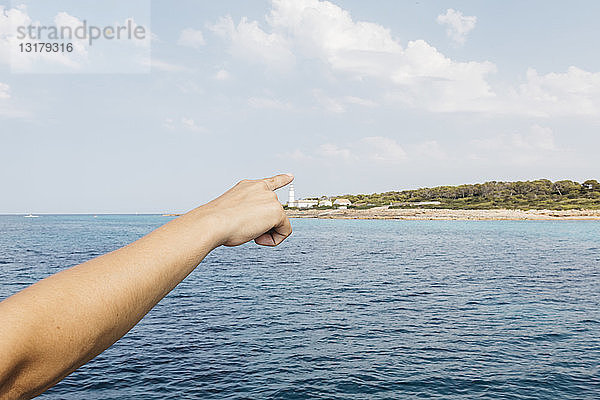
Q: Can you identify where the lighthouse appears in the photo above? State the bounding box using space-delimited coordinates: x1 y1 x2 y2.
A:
287 182 296 206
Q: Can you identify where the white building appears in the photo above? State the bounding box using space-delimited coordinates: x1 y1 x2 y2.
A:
318 199 333 207
413 201 441 206
287 183 295 205
295 199 319 208
287 183 318 208
333 198 352 206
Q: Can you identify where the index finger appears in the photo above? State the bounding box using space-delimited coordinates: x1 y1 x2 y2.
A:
262 173 294 191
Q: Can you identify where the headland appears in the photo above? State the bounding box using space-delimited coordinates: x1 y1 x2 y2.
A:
286 207 600 220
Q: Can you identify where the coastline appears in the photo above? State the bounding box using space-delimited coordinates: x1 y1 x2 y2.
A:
285 207 600 220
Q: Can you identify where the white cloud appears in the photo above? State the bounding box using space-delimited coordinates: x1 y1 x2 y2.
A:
162 117 206 133
181 117 205 132
311 91 377 113
209 15 295 70
248 96 292 110
0 82 10 99
119 17 153 48
312 89 346 113
178 28 205 48
176 80 203 94
1 6 152 72
508 67 600 117
162 118 175 130
0 5 30 65
315 136 406 163
437 9 477 45
470 125 561 165
210 1 600 116
316 143 353 160
266 0 491 94
410 140 447 161
521 124 557 151
276 149 312 161
214 69 230 80
282 126 571 170
0 82 28 118
181 117 195 129
344 96 377 108
142 58 190 72
212 0 496 112
53 12 89 56
359 136 407 162
268 0 402 71
0 6 85 70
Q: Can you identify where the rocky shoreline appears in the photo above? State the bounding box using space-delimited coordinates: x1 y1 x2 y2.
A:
285 207 600 220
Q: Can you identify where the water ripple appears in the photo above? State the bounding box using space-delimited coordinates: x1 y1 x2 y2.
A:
1 216 599 399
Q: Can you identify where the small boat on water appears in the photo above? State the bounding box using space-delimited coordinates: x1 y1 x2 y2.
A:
24 214 39 218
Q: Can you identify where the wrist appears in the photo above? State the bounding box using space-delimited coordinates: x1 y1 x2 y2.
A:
183 204 228 249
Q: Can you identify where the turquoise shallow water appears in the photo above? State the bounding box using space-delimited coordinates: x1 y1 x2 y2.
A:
1 215 599 399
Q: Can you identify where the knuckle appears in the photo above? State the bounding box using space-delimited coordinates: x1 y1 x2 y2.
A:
260 180 271 191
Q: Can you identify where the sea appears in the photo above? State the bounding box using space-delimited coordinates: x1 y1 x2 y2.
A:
1 215 599 399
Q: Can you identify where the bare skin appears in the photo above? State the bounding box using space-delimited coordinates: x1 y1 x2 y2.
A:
0 174 294 399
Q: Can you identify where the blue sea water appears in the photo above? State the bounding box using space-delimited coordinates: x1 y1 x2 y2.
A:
1 215 599 399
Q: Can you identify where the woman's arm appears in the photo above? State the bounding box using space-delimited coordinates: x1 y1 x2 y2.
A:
0 174 294 399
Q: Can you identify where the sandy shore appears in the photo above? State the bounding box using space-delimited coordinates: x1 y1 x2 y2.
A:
286 207 600 220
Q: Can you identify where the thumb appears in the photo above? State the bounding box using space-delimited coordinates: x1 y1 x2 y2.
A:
262 173 294 191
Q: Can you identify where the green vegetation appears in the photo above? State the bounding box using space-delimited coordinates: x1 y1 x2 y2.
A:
340 179 600 210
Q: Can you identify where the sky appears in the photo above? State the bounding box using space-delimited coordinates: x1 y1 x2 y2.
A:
1 0 600 213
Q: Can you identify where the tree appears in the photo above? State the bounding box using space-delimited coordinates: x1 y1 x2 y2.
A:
583 180 600 191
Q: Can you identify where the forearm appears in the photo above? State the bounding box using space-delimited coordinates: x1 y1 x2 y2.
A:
0 206 220 399
0 174 294 399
